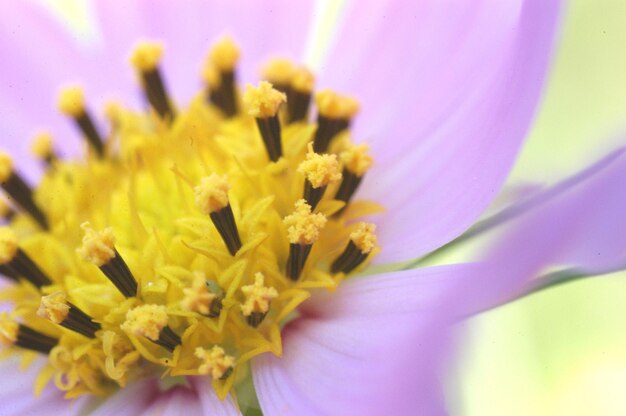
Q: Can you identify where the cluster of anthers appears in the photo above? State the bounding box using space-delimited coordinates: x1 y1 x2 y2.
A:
0 37 380 400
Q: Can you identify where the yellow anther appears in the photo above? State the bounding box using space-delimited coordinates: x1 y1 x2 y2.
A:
291 67 315 93
261 58 296 85
77 222 116 267
241 272 278 316
209 36 240 72
0 151 14 182
58 86 85 116
37 291 70 324
121 304 168 341
201 62 221 88
30 132 54 159
0 314 18 345
315 90 360 119
104 101 123 123
283 199 327 245
0 226 17 264
194 346 235 379
181 272 216 315
130 41 164 71
350 223 377 254
194 174 230 214
298 144 342 188
340 143 373 176
243 81 287 118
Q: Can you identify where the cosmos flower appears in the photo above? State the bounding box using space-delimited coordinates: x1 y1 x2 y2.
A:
0 0 574 414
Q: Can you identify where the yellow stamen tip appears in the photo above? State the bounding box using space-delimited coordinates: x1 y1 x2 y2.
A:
209 36 240 72
350 223 377 254
195 346 235 379
243 81 287 118
201 62 221 88
261 58 296 85
291 67 315 93
340 143 373 176
0 314 18 346
283 199 327 245
181 272 216 315
37 291 70 324
130 41 164 71
194 174 230 214
77 222 116 267
298 145 342 188
315 90 360 119
240 273 277 316
121 304 168 341
30 132 54 159
0 226 17 264
58 86 85 116
0 151 14 182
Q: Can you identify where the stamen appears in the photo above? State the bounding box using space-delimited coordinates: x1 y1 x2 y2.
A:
241 272 278 327
30 132 58 167
181 272 223 317
77 223 138 297
0 198 15 223
38 291 101 338
58 87 105 157
195 346 235 379
130 42 176 121
205 37 240 117
261 58 296 94
0 152 49 229
0 314 58 354
313 90 359 153
194 174 242 256
0 227 52 287
335 143 373 213
331 223 377 274
287 67 315 124
121 304 180 352
298 144 342 209
243 81 287 162
283 200 327 280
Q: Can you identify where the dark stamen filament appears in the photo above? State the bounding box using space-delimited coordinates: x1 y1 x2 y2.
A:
246 312 268 328
287 90 312 124
210 204 242 256
16 325 58 354
331 240 370 274
286 243 312 281
255 115 283 162
60 303 101 338
74 110 105 157
334 169 363 214
154 326 181 352
303 180 325 210
99 250 138 298
3 249 52 288
141 68 176 121
312 116 349 153
1 172 49 229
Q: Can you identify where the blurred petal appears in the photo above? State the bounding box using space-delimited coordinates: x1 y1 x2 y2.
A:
190 377 242 415
252 264 480 415
321 0 562 263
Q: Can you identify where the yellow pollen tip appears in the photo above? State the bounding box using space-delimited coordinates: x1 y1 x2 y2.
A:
297 144 342 188
0 226 18 264
58 86 85 116
77 222 116 267
30 132 54 159
194 174 230 214
243 81 287 118
350 223 377 254
201 62 221 88
195 346 235 379
291 67 315 93
0 151 14 182
240 273 278 316
0 314 18 346
315 90 360 119
37 291 70 324
341 143 373 176
283 199 327 245
130 41 164 71
121 304 168 341
181 273 216 315
261 58 296 85
209 36 240 71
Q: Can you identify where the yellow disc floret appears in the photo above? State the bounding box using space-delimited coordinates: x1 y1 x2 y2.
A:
130 41 164 71
298 144 342 188
77 222 116 267
0 151 14 182
194 174 230 214
240 273 278 316
0 314 18 346
121 304 168 341
350 223 377 254
181 273 217 315
243 81 287 118
195 346 235 379
58 86 85 116
341 143 373 176
209 36 240 71
37 291 70 324
0 226 17 264
283 200 327 245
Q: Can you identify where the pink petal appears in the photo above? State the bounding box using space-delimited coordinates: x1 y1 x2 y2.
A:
320 0 562 263
252 264 479 415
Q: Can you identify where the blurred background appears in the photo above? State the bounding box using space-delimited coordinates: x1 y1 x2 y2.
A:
31 0 626 414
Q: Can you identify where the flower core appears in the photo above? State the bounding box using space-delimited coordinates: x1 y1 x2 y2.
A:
0 39 381 400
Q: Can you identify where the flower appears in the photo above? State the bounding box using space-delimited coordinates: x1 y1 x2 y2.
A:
0 0 571 414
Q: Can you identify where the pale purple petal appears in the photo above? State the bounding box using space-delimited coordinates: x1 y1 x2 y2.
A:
252 264 480 415
320 0 562 263
190 377 242 415
90 379 158 416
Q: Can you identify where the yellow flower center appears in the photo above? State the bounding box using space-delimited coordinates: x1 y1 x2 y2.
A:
0 38 382 400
